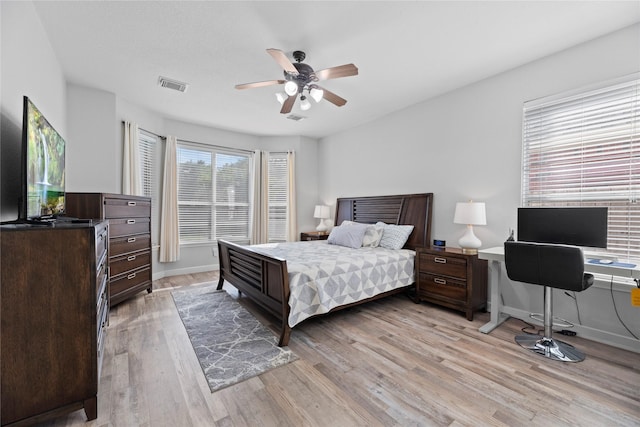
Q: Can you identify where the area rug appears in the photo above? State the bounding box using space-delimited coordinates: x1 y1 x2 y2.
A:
171 284 297 392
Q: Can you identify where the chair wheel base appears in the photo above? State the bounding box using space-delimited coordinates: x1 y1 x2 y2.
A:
515 334 585 362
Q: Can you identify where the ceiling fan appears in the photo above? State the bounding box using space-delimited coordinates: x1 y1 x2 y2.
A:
235 49 358 114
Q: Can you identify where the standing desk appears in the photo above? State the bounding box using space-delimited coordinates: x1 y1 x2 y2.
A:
477 246 640 334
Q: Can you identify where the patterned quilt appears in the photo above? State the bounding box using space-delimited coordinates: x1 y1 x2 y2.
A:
250 241 415 327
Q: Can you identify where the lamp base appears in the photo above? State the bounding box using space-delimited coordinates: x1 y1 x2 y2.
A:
458 225 481 252
316 220 327 232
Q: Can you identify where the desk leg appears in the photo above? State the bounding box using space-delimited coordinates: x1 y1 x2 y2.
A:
479 259 510 333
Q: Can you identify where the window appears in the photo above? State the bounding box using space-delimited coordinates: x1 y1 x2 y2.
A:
177 143 251 244
522 74 639 261
138 130 161 245
267 152 289 243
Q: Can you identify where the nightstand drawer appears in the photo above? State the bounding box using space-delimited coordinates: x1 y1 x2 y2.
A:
419 253 467 279
418 272 467 301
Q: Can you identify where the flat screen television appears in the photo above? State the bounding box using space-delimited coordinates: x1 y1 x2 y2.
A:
517 207 608 249
21 96 66 220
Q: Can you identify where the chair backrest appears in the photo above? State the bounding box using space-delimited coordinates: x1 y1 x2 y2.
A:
504 241 593 292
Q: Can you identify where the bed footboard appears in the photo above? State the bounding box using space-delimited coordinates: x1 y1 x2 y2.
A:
217 240 292 346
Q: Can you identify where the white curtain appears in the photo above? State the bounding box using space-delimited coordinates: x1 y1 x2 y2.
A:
286 151 297 242
159 135 180 262
122 121 143 195
250 150 269 244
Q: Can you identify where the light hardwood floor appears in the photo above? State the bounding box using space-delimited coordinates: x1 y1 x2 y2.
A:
43 271 639 427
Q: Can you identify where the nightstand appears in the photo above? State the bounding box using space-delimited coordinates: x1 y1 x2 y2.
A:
415 246 488 320
300 231 329 241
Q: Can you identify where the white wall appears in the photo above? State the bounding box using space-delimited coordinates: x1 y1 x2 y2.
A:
0 1 67 221
67 85 119 193
319 24 640 352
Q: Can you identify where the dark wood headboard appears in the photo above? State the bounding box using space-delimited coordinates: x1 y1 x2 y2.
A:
334 193 433 250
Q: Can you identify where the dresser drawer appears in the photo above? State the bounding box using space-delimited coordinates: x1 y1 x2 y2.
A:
110 250 151 277
418 272 467 301
109 217 150 238
104 197 151 218
110 266 151 296
419 253 467 279
110 234 150 257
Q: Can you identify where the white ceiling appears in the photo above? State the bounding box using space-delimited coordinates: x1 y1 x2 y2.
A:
33 1 640 139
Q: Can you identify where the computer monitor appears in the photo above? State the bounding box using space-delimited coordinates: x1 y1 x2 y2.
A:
517 207 608 249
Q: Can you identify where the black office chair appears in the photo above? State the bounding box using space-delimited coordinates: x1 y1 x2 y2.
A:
504 241 594 362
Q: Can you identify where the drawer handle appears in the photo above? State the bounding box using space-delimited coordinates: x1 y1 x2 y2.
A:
434 277 447 285
127 219 136 225
127 273 137 280
127 255 137 261
434 257 447 264
127 237 136 243
128 201 137 207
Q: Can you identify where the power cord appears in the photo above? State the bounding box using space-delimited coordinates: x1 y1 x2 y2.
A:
610 275 639 340
519 319 543 335
563 290 583 325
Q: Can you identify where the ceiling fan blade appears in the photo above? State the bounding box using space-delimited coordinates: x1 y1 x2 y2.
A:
315 64 358 81
266 48 298 75
317 87 347 107
280 94 296 114
235 79 285 90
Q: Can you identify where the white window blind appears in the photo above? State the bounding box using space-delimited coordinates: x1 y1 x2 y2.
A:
267 153 289 243
177 143 251 244
138 130 160 245
522 74 640 261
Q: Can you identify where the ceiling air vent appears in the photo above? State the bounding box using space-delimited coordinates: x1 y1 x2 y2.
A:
158 76 189 93
286 114 306 121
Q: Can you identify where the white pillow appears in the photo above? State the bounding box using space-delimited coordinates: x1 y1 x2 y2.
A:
341 220 384 247
327 223 368 249
376 222 414 250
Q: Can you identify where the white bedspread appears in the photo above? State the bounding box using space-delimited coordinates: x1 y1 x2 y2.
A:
250 241 415 327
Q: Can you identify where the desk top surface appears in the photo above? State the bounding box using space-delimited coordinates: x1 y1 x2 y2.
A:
479 246 640 280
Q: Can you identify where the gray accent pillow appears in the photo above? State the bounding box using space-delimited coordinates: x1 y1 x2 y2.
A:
341 220 384 247
327 223 368 249
376 222 414 250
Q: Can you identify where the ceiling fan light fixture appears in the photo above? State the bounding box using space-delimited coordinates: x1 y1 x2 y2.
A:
310 87 324 103
300 96 311 111
275 92 287 105
284 81 298 96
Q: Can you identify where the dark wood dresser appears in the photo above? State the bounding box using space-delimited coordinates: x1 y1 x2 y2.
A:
415 246 488 320
66 193 152 305
1 221 109 425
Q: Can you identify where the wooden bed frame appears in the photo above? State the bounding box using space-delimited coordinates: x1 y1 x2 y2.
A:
217 193 434 346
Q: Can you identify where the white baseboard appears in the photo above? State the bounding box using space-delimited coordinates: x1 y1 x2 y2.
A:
152 263 219 281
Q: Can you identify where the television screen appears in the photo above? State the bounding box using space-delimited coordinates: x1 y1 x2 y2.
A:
23 96 66 219
517 207 608 249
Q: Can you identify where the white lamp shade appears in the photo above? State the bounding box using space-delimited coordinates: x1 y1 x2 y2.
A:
284 81 298 96
314 205 330 219
310 87 324 103
453 202 486 225
300 97 311 111
275 92 287 105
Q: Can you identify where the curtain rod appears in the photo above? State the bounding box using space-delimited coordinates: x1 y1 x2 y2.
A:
178 138 255 155
121 121 166 140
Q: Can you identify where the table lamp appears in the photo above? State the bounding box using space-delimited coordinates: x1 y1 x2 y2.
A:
453 201 486 254
314 205 330 232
